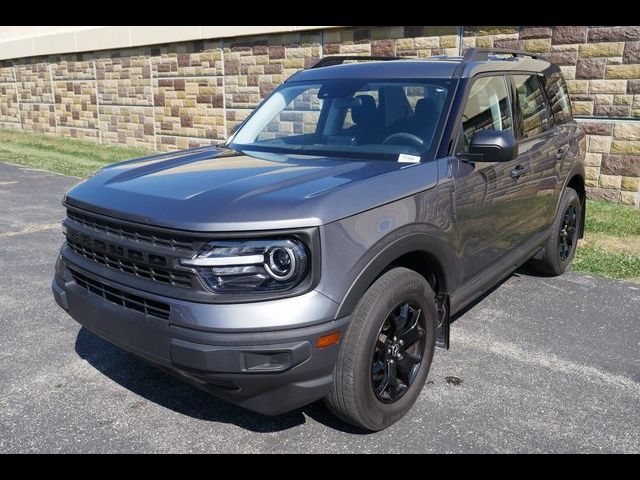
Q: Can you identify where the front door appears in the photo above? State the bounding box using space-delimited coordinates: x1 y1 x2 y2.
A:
452 74 532 283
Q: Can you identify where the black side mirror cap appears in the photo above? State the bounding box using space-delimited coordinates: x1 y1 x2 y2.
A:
463 130 518 163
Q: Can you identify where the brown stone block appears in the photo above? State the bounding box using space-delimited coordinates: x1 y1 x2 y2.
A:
177 54 190 67
548 51 578 66
576 58 606 79
371 40 395 56
494 39 524 50
552 26 588 45
174 79 185 91
601 154 640 176
623 41 640 64
579 121 613 135
628 80 640 93
588 26 640 42
264 63 282 74
269 45 285 59
587 187 621 202
323 43 340 55
520 27 552 39
593 104 630 117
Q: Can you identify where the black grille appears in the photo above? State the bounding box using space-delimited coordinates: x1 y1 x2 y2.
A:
66 237 191 288
67 209 193 251
70 268 170 320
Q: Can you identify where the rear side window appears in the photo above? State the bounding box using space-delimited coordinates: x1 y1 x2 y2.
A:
512 74 551 139
460 75 512 151
543 72 573 125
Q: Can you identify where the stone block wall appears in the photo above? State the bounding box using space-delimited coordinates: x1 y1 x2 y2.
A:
0 26 639 204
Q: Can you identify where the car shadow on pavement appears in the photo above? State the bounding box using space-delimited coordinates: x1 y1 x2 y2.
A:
74 327 367 434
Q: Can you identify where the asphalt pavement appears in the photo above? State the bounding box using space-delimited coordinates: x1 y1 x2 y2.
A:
0 161 638 453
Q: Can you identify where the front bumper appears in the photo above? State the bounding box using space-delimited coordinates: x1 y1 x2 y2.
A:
52 258 349 415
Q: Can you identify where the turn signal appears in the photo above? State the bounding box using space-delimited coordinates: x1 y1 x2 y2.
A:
316 331 341 349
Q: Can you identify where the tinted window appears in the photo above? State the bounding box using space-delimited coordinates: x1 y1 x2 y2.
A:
460 75 512 151
513 74 551 138
543 72 573 125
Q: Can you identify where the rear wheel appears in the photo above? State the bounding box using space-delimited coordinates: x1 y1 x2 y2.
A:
529 187 582 276
324 267 437 431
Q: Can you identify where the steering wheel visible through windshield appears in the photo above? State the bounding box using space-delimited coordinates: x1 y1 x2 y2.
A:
229 78 455 161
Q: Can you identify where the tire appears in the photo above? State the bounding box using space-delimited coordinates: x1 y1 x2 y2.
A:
324 267 437 431
528 187 582 276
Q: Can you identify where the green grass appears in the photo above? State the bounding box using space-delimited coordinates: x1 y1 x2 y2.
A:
0 129 153 177
572 200 640 283
1 129 639 282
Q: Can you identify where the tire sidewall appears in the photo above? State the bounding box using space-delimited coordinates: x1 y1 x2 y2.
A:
548 188 582 273
351 269 436 430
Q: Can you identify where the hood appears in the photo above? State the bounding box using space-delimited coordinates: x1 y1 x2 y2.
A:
64 146 441 231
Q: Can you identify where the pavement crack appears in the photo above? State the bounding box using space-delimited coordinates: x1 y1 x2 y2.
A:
0 222 61 240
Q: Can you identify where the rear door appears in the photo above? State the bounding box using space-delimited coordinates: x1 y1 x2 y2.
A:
509 73 559 239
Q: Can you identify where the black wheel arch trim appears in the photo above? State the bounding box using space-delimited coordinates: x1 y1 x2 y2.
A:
334 230 459 319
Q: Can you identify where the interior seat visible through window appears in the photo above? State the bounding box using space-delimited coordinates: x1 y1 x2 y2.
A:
344 95 382 144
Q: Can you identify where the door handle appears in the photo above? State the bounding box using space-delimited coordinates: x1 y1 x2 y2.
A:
556 148 568 160
511 164 530 179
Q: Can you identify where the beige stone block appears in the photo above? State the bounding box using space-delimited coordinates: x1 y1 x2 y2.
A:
589 80 627 94
614 95 633 105
566 80 589 94
585 166 600 181
551 44 578 52
462 37 476 49
572 101 593 115
588 135 612 153
578 42 624 57
440 35 458 49
606 64 640 79
396 38 415 50
594 94 614 105
620 191 640 205
621 176 640 192
525 38 551 53
611 140 640 154
476 36 493 48
339 43 370 54
559 65 576 80
415 37 441 49
283 58 305 69
585 177 598 187
584 153 603 167
613 122 640 141
599 174 622 189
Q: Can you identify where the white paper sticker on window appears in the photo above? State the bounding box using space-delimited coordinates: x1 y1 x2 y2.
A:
397 154 421 164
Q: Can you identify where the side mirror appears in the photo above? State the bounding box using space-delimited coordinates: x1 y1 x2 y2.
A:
466 130 518 163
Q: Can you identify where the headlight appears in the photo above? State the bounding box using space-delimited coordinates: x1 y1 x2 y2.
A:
180 238 309 293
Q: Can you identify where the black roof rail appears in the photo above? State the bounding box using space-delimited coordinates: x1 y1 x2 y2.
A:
452 48 543 77
462 47 540 62
309 55 403 69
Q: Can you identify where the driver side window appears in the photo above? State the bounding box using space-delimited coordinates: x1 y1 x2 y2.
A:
460 75 512 152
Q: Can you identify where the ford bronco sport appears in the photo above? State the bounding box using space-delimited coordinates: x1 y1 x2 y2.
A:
52 48 585 431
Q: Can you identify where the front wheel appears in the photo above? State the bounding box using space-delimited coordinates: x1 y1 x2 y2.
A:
528 187 582 276
324 267 437 431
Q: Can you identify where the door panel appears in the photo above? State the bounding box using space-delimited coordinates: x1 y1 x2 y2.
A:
452 74 529 283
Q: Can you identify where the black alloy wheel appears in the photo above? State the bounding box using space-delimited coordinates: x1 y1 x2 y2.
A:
371 301 426 403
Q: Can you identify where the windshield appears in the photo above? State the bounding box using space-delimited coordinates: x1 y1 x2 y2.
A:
229 78 455 161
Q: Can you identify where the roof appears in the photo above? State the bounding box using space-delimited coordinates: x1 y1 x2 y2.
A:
288 49 557 83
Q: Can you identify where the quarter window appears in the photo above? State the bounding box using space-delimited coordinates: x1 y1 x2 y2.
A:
543 72 573 125
512 74 551 138
460 76 512 152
